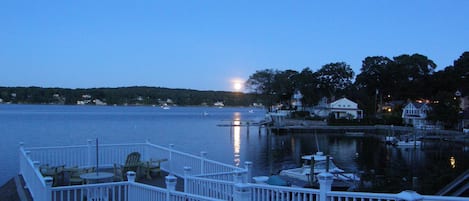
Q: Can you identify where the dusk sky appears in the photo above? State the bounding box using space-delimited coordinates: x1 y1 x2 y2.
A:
1 1 468 91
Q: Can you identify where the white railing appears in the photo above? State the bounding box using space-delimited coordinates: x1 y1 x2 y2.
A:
128 181 222 201
24 140 243 177
185 176 235 201
250 184 320 201
19 146 48 201
50 182 129 201
20 141 469 201
193 171 236 181
327 191 397 201
49 181 223 201
20 140 242 201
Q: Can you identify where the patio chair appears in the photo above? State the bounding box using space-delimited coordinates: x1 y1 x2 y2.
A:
65 167 84 185
116 152 143 180
39 164 65 186
142 158 168 179
65 167 95 185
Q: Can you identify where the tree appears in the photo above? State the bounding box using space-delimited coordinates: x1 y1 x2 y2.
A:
427 91 460 129
245 69 279 110
355 56 393 96
272 70 299 106
316 62 355 98
434 52 469 95
295 68 321 106
392 54 437 99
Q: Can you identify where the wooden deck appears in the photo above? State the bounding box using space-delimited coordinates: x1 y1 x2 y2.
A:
16 170 185 201
137 170 185 191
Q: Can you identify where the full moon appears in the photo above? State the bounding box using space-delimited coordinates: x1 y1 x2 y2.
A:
233 82 243 91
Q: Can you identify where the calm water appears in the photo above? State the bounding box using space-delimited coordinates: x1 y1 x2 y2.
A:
1 104 468 195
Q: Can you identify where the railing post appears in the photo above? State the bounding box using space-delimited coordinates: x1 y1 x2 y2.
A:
244 161 253 183
33 161 40 169
44 176 53 201
183 166 192 193
169 144 174 175
318 172 333 201
200 151 207 175
396 190 423 201
19 142 24 155
233 183 251 201
165 175 177 201
25 151 31 158
127 171 136 182
19 142 25 174
87 139 93 167
233 170 244 183
144 139 151 161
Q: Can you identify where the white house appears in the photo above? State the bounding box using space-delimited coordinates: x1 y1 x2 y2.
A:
310 97 363 119
291 90 303 110
329 97 363 119
401 101 432 129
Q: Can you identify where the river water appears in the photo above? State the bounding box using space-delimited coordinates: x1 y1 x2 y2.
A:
0 104 467 195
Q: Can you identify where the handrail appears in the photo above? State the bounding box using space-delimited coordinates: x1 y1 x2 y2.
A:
185 176 235 200
327 191 397 201
436 169 469 195
20 141 469 201
250 183 320 201
19 146 48 201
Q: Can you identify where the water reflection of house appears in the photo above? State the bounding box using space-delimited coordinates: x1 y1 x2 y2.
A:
462 110 469 133
310 97 363 119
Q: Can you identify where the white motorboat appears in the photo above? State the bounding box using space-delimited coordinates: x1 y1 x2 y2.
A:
279 152 360 183
384 136 398 145
395 139 422 147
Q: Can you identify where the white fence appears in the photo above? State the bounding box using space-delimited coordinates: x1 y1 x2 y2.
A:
250 184 320 201
19 141 469 201
24 140 244 177
19 141 237 201
185 176 235 200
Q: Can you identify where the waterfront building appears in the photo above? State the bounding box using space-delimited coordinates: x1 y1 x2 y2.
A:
291 90 303 110
310 97 363 119
401 101 435 129
329 97 363 119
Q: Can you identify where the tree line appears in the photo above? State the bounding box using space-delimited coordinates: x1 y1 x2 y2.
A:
0 86 257 107
245 52 468 128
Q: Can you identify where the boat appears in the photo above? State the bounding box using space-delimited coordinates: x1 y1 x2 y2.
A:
214 101 224 108
384 136 398 145
385 135 422 147
395 139 422 147
279 152 360 183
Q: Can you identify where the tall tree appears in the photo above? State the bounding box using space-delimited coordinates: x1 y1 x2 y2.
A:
355 56 393 96
295 68 321 106
435 52 469 95
392 54 437 99
272 70 299 105
245 69 279 110
427 91 460 129
316 62 355 98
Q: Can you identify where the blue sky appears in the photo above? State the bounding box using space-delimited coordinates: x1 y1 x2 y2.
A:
1 1 468 91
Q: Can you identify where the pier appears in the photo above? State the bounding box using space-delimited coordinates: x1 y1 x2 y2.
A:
265 121 469 143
